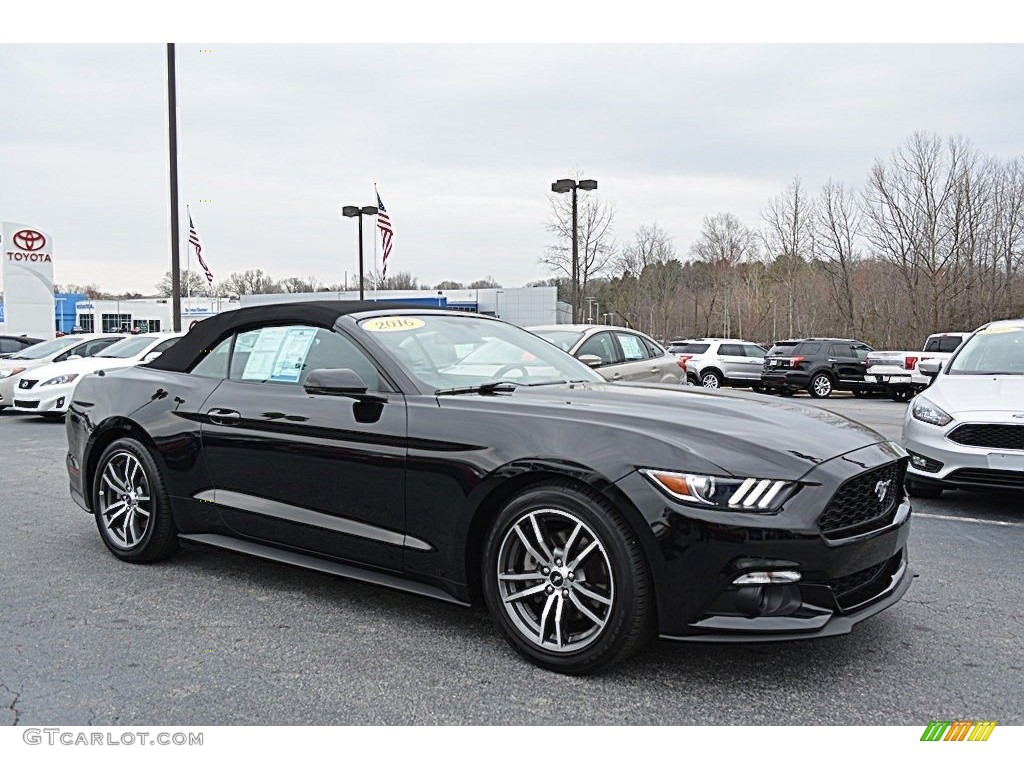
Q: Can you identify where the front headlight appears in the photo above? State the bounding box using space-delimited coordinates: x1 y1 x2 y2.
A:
0 367 26 379
640 469 797 511
911 396 952 426
41 373 79 386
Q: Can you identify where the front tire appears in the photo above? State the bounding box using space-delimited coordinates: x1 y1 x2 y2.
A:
482 481 653 674
92 437 180 563
808 373 834 398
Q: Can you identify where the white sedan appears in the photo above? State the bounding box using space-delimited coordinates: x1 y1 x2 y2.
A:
10 333 184 418
0 333 125 410
902 319 1024 497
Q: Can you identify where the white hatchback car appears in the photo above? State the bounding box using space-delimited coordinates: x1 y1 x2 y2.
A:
10 333 184 418
902 319 1024 498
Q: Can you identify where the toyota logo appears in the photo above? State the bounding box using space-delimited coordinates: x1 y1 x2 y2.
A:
12 229 46 251
874 479 892 504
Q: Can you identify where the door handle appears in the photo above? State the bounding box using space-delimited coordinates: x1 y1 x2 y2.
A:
827 359 837 363
207 407 240 426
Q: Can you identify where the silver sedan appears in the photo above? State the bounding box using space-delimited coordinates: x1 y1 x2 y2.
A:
902 318 1024 498
529 325 686 385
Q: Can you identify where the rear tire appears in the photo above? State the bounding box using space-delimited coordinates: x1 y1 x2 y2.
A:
808 373 834 399
700 370 722 389
906 479 944 499
482 481 654 674
92 437 180 563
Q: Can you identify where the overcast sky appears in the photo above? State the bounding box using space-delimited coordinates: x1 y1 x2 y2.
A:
1 44 1022 294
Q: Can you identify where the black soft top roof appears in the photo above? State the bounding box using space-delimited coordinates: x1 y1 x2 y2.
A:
147 300 426 373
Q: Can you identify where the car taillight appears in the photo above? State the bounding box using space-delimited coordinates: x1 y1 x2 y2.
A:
677 354 692 370
905 356 918 370
789 356 805 367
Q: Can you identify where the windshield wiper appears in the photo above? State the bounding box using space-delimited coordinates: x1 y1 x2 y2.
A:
434 381 519 396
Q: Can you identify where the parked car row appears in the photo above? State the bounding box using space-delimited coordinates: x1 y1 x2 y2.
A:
0 332 183 418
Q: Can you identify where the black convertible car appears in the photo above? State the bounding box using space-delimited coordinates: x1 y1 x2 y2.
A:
66 301 912 673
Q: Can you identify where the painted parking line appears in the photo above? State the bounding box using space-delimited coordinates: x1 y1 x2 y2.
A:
914 512 1022 528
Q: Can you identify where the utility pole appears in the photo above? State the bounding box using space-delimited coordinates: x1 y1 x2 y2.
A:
166 43 182 331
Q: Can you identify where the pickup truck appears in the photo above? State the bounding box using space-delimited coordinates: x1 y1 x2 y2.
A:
865 332 968 401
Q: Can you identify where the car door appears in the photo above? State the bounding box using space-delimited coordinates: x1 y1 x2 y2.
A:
612 331 658 381
199 324 408 570
574 331 624 380
716 343 748 381
641 336 682 382
828 343 864 384
740 344 767 381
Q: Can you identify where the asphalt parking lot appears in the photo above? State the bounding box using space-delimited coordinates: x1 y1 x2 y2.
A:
1 393 1021 725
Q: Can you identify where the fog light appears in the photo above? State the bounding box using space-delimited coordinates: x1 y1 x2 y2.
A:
57 397 65 409
733 570 801 585
908 451 943 472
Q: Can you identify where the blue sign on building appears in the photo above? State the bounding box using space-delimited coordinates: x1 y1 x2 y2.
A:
0 292 84 333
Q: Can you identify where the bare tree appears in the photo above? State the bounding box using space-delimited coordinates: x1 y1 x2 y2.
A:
468 277 502 289
690 212 758 335
156 269 208 297
815 179 862 336
280 276 323 294
542 172 616 321
218 269 280 296
762 176 814 338
434 280 465 290
377 271 419 290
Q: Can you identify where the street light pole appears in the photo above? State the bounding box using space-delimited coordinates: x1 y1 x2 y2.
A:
166 43 182 332
342 204 379 300
551 177 598 324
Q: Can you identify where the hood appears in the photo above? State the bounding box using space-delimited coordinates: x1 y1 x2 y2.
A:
925 374 1024 416
0 357 58 376
464 381 887 480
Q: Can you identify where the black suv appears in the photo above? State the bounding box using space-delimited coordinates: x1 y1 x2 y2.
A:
761 338 877 398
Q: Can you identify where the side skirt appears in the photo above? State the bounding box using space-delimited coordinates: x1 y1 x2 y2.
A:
178 533 470 607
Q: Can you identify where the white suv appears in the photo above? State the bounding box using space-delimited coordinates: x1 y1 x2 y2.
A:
667 338 768 390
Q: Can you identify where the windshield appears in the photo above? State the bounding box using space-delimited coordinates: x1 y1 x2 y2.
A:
947 325 1024 375
533 329 584 352
9 336 81 360
359 314 604 390
96 336 160 359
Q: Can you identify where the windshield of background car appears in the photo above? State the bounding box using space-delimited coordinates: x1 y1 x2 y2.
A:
766 343 797 356
946 325 1024 375
95 336 160 359
8 336 80 360
359 315 604 390
668 343 710 354
533 329 584 352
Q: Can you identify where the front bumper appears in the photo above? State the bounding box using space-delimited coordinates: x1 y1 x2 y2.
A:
616 441 913 640
902 410 1024 490
10 382 75 414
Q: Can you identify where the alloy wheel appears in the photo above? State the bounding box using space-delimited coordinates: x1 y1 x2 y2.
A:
495 508 615 653
811 375 832 398
701 372 720 388
97 450 153 549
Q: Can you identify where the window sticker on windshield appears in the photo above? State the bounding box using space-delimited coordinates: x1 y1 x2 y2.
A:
979 325 1023 334
362 317 426 332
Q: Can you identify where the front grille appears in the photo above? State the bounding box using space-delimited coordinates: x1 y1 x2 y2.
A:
13 400 39 409
827 552 903 611
818 459 906 539
945 468 1024 490
18 379 38 390
948 423 1024 450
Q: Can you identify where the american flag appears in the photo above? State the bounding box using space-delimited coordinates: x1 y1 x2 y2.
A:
376 188 393 280
188 210 214 286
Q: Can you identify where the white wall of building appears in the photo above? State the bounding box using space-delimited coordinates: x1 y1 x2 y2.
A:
75 296 240 333
240 287 559 327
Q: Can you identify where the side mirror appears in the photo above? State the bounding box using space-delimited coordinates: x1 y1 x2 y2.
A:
304 368 386 402
142 351 162 363
66 354 83 361
917 359 942 378
578 354 603 368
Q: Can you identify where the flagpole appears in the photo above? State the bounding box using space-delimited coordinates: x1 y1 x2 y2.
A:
186 205 193 307
166 43 182 332
373 181 379 296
